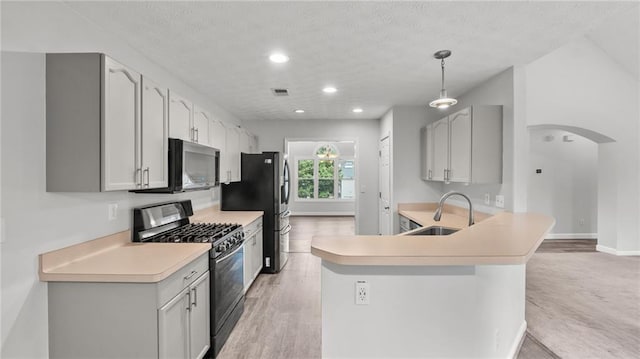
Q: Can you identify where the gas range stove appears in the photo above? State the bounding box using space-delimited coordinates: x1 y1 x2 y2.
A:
132 200 244 258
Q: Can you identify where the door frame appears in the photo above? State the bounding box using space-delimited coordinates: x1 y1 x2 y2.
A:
378 133 392 235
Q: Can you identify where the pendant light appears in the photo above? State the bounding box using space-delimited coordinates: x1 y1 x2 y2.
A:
429 50 458 109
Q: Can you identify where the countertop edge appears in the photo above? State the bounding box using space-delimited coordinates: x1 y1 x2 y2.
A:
311 211 555 266
39 245 211 283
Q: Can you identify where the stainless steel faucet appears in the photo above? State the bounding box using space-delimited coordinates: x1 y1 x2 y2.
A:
433 191 475 226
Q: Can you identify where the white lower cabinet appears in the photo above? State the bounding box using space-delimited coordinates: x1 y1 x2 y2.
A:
243 217 264 292
159 271 210 359
47 253 210 359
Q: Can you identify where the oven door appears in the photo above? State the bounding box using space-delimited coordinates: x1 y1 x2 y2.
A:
212 243 244 333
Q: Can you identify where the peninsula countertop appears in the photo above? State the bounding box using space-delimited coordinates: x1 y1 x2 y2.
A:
311 204 554 266
39 205 264 283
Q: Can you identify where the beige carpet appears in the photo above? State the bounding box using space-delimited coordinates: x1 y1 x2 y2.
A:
288 216 355 253
526 251 640 358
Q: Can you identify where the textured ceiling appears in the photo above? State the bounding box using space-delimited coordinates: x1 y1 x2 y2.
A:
63 1 636 122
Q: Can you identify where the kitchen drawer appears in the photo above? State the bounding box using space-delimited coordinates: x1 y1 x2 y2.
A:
157 252 209 306
243 217 263 238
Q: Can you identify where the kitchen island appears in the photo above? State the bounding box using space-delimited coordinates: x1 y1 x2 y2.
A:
311 204 554 359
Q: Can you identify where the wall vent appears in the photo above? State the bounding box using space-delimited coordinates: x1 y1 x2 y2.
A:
271 88 289 96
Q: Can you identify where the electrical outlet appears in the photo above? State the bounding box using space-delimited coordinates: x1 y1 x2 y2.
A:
495 195 505 208
108 203 118 221
495 329 500 351
579 218 585 226
355 280 370 305
484 193 491 205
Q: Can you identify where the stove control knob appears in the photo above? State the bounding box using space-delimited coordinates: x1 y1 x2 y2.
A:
217 244 226 252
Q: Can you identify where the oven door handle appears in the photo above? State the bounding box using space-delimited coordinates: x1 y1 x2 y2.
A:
215 243 243 263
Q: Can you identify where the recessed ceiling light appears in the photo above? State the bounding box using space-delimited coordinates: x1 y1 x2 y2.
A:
322 86 337 94
269 53 289 63
352 108 363 113
294 109 305 113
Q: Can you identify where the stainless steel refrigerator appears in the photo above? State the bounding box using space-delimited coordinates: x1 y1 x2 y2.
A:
221 152 291 273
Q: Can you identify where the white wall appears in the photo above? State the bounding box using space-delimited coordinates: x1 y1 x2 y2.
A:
388 106 443 233
0 2 245 357
287 141 356 215
321 262 526 358
243 119 379 235
525 37 640 253
527 129 598 237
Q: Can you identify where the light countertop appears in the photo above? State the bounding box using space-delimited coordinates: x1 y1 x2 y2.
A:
311 204 554 266
39 230 210 283
191 205 263 227
39 205 264 283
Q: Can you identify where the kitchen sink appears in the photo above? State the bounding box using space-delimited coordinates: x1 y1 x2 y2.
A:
406 226 459 236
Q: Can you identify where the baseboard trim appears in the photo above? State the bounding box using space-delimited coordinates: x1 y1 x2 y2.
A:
291 212 355 216
596 245 640 256
545 233 597 239
509 321 527 359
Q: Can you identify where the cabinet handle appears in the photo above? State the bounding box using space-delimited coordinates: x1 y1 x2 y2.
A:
191 287 197 307
143 167 150 187
186 290 191 311
184 270 197 280
428 169 432 179
135 168 142 187
195 128 199 143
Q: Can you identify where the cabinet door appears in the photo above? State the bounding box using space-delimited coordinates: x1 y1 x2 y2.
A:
448 108 472 183
432 118 449 181
252 228 263 278
102 56 141 191
421 124 435 181
189 272 211 359
209 119 228 182
225 126 241 182
158 287 190 359
250 135 258 154
141 77 169 189
193 106 211 146
239 129 251 154
169 91 193 142
243 237 254 292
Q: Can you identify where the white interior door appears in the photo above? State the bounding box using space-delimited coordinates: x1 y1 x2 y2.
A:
378 136 391 235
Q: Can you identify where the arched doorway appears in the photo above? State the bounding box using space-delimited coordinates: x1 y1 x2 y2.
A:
527 124 615 246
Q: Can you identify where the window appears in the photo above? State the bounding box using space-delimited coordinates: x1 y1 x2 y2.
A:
295 157 355 201
297 159 314 199
338 159 355 199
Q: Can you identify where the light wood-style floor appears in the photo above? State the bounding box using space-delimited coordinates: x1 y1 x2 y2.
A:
218 218 640 359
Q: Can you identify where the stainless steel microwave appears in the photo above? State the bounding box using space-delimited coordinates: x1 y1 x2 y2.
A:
132 138 219 193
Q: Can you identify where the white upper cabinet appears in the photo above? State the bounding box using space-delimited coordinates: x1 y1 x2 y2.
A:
422 106 502 184
250 135 259 154
192 105 211 146
431 118 449 182
448 108 472 183
169 91 193 142
46 53 154 192
102 56 141 191
225 125 241 182
420 124 435 180
239 129 251 155
141 77 169 189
